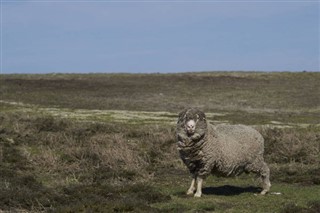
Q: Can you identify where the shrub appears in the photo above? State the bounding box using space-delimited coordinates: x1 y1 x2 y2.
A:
260 127 320 164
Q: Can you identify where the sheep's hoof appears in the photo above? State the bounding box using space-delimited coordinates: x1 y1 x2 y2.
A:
186 190 194 195
187 187 195 195
194 193 202 198
260 190 268 195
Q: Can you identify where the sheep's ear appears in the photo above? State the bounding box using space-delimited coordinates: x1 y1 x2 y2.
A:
177 109 187 123
198 111 206 121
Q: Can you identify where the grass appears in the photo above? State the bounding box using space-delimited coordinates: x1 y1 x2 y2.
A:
153 176 320 213
0 72 319 212
1 72 319 113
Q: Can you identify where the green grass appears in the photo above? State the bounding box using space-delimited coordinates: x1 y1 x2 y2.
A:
152 166 320 212
153 178 320 213
0 72 319 212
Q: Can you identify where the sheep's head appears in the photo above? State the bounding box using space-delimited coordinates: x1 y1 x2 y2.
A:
177 108 207 136
185 120 196 135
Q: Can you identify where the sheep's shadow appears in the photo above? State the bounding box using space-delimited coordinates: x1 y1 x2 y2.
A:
202 185 262 196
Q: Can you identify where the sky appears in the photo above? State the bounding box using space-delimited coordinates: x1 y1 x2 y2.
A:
1 0 319 74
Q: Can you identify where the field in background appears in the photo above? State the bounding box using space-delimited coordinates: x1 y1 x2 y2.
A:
0 72 319 212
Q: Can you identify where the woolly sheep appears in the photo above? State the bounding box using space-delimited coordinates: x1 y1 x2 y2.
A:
176 108 271 197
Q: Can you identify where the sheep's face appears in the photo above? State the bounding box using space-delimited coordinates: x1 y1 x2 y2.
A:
185 120 196 135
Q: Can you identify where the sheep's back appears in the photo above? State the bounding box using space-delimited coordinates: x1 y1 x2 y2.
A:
203 124 264 175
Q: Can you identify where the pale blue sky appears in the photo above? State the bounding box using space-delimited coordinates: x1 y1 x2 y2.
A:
1 1 319 73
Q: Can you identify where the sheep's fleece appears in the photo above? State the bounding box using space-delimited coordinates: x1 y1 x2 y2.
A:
176 108 271 197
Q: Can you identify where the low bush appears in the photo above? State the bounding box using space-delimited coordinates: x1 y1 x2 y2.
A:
260 127 320 164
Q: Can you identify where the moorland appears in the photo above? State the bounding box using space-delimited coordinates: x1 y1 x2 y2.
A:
0 72 319 212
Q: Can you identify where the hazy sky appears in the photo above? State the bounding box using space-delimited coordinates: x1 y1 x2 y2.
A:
1 1 319 73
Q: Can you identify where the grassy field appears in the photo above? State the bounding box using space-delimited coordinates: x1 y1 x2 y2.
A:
0 72 319 212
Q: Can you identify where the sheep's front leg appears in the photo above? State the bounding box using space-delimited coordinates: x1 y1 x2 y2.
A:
194 177 203 197
187 177 196 195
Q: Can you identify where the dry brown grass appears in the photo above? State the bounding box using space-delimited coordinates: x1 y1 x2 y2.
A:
260 127 320 164
1 72 319 113
1 111 319 211
0 112 179 186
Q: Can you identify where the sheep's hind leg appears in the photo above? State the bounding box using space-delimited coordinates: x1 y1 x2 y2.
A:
260 162 271 195
245 160 271 195
187 176 196 195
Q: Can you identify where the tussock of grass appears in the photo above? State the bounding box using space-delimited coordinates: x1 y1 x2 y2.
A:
260 127 320 164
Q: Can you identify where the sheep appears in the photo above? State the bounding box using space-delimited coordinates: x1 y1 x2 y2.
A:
176 108 271 197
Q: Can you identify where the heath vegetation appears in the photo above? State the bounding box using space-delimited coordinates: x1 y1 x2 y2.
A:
0 72 319 212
